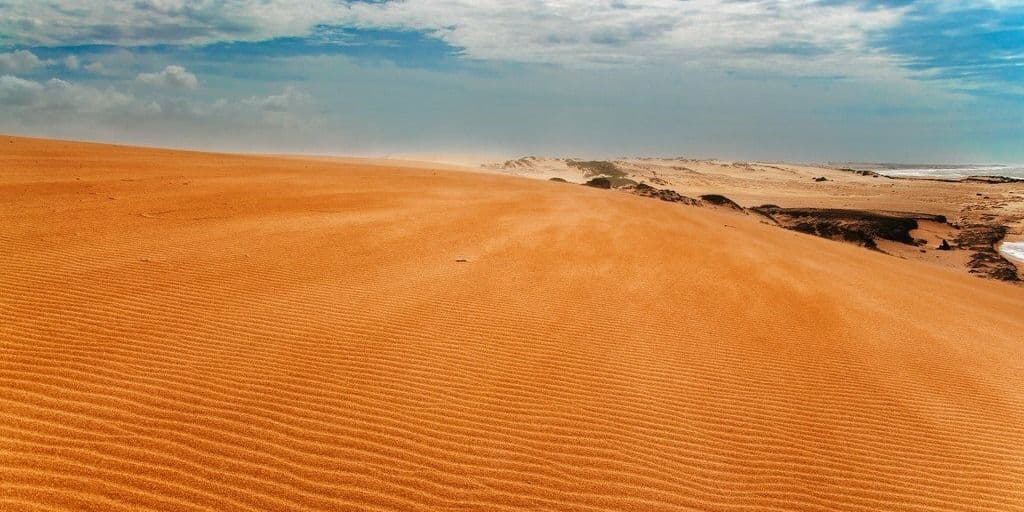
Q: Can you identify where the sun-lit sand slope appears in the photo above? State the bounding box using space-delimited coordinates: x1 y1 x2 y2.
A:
3 136 1024 512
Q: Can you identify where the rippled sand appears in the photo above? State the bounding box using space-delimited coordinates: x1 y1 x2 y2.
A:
2 136 1024 511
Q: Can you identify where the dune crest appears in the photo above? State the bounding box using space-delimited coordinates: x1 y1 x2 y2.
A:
2 136 1023 511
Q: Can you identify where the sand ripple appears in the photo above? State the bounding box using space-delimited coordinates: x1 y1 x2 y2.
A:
2 137 1023 511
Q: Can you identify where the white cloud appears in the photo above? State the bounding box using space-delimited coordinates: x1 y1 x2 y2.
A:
239 86 317 131
63 55 80 70
0 75 44 105
243 86 310 112
345 0 906 70
0 75 135 113
1 76 303 123
2 2 1018 162
0 74 322 150
0 1 909 74
84 61 105 74
80 49 137 76
0 50 48 73
136 65 199 89
0 1 342 46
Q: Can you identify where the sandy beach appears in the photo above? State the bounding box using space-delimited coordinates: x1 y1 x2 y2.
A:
1 136 1023 510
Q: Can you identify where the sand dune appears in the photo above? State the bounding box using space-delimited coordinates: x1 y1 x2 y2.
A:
2 136 1024 511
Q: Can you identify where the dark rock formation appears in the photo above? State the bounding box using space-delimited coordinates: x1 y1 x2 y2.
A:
548 177 568 183
583 177 612 189
937 239 952 251
814 176 829 182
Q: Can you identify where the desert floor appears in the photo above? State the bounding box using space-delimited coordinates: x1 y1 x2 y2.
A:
2 136 1024 511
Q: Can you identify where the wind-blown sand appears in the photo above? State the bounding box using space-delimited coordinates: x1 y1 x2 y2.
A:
2 136 1024 511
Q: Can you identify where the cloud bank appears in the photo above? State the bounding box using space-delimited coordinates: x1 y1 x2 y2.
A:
0 1 1022 161
0 50 49 73
2 1 906 71
137 65 199 89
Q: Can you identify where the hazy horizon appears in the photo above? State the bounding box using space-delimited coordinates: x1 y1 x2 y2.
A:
2 1 1023 163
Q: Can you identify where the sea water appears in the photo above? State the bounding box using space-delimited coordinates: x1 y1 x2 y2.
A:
1000 242 1024 263
871 165 1024 180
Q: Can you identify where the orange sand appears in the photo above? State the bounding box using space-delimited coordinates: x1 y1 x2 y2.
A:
2 136 1023 511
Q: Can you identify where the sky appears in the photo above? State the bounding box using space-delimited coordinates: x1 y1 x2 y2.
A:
1 1 1022 163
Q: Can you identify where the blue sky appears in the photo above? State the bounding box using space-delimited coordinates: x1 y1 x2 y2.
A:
1 1 1022 162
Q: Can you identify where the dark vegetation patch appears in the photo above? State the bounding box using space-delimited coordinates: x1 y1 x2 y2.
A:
623 183 699 204
961 176 1024 184
606 177 638 188
967 253 1021 281
700 194 743 210
955 224 1021 281
583 177 612 189
581 176 637 189
749 207 939 249
838 168 890 179
956 223 1007 249
500 156 538 169
566 160 627 178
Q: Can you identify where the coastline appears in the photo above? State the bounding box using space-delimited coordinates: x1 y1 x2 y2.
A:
485 156 1024 282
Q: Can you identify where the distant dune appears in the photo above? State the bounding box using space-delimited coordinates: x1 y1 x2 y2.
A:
2 136 1024 511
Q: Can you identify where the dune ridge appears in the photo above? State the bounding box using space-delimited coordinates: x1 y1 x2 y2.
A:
1 136 1023 511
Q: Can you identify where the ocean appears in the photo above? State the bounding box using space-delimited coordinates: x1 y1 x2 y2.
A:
842 164 1024 180
1001 242 1024 263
